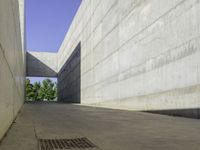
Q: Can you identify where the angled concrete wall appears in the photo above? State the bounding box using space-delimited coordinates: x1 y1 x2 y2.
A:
58 43 81 103
58 0 200 118
0 0 25 140
26 51 58 77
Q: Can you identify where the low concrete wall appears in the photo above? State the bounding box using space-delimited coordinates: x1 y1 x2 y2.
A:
57 0 200 118
0 0 25 140
26 51 58 77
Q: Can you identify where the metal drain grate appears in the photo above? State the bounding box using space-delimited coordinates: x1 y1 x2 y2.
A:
38 137 97 150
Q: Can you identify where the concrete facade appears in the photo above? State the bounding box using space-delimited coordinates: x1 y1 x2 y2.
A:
56 0 200 118
0 0 25 140
1 0 200 145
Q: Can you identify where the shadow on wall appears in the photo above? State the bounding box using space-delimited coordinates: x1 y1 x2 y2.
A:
57 42 81 103
26 52 57 77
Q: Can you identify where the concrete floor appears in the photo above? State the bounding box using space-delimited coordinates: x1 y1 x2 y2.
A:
0 103 200 150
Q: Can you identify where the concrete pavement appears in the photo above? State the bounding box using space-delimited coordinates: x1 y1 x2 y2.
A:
0 102 200 150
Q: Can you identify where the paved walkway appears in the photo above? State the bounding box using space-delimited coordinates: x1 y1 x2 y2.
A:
0 103 200 150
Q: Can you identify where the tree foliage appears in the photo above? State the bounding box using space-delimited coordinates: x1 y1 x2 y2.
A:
26 78 57 101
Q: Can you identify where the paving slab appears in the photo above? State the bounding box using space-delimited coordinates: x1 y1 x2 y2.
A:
0 102 200 150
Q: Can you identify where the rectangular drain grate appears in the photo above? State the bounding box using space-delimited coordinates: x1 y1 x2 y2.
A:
38 137 97 150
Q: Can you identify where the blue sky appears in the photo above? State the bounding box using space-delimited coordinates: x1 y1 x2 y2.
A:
26 0 81 83
26 0 81 52
28 77 58 84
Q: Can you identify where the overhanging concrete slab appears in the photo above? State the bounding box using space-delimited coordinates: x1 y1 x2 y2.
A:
26 51 58 77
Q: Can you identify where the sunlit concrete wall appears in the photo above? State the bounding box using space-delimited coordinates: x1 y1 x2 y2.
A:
58 0 200 118
0 0 25 140
26 51 58 77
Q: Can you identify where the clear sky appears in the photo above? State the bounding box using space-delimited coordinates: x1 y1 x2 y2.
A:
28 77 57 84
26 0 81 52
26 0 81 83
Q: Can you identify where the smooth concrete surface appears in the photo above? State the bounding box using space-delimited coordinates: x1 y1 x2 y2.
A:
23 0 200 118
58 43 81 103
56 0 200 118
26 51 58 77
0 0 25 140
1 103 200 150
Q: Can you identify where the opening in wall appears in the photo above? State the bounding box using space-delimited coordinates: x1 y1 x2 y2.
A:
26 77 57 102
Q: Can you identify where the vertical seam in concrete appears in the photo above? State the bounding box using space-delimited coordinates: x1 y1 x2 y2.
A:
0 42 23 100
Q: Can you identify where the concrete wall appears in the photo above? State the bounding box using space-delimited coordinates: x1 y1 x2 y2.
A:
26 51 57 77
57 0 200 118
58 43 81 103
0 0 25 140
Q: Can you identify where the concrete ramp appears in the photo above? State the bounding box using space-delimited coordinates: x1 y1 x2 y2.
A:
26 51 58 77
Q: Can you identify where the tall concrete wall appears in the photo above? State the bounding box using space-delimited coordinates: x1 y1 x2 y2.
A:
58 0 200 118
0 0 25 140
26 51 57 77
58 43 81 103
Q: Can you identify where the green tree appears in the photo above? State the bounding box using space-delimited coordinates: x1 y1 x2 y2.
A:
32 82 41 101
40 79 57 101
25 78 57 101
25 78 34 101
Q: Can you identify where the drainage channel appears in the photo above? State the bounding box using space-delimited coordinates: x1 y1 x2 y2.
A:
38 137 99 150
